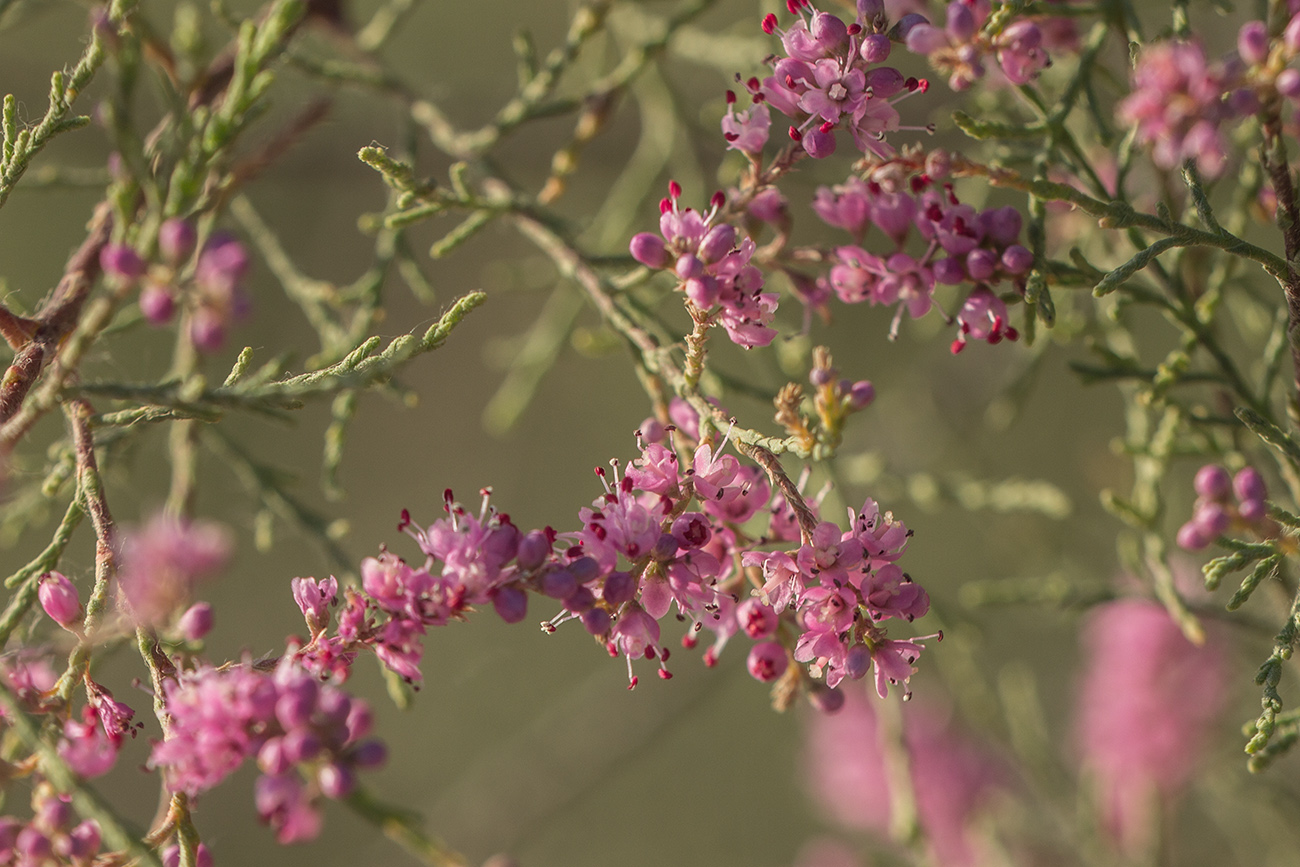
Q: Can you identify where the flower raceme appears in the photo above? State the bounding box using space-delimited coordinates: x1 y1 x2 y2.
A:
301 428 938 704
750 0 947 160
630 183 779 348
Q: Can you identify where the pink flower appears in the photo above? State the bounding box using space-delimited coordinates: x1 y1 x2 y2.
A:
721 94 771 154
1116 40 1241 179
805 690 1005 866
1074 599 1228 854
118 515 230 627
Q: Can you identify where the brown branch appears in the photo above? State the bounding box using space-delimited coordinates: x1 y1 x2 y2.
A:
1261 116 1300 420
735 440 818 545
0 204 112 426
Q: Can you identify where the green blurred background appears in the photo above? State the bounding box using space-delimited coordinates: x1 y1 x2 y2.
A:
0 1 1280 865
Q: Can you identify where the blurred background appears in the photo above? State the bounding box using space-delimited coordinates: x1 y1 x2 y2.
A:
0 1 1292 865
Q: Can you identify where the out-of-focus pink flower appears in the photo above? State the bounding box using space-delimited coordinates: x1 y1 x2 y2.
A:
1074 598 1229 855
118 515 230 627
805 689 1005 866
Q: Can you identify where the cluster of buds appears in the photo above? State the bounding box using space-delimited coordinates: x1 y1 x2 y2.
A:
904 0 1051 90
148 658 386 844
1176 464 1272 551
629 183 779 348
1117 39 1260 179
99 219 251 352
816 171 1031 347
0 787 102 867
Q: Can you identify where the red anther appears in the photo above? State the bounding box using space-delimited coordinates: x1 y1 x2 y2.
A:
724 133 739 142
658 669 673 680
703 647 719 667
543 526 557 543
925 204 943 221
951 339 965 354
905 76 919 91
606 641 618 657
1005 326 1020 341
668 180 682 199
681 633 698 649
789 126 802 141
645 646 657 660
443 488 454 504
988 331 1003 345
594 466 606 477
917 78 930 92
398 508 411 528
936 630 944 641
960 321 971 334
725 89 737 104
786 0 799 13
746 76 761 92
762 12 778 33
628 676 638 690
660 647 671 662
620 476 633 493
659 197 672 214
711 190 726 209
785 74 798 89
819 120 834 133
847 22 861 34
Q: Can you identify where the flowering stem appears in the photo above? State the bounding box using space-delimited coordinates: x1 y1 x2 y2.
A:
950 155 1293 280
735 441 818 545
53 400 120 702
0 678 164 866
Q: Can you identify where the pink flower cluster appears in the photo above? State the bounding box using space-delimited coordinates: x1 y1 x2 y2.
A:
355 412 934 702
100 219 251 352
904 0 1050 90
755 0 931 160
0 788 103 867
816 175 1030 348
629 183 779 348
148 658 386 844
1116 40 1257 179
1075 599 1228 854
1176 464 1272 551
804 691 1004 867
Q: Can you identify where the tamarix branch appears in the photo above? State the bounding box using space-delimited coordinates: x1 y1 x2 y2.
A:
1 0 1300 865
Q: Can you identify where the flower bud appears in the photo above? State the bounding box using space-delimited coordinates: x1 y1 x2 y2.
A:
100 244 145 283
178 602 214 641
746 641 789 682
158 219 197 265
39 572 81 628
1193 464 1232 500
1238 20 1269 65
860 33 891 63
630 233 668 268
1233 467 1266 503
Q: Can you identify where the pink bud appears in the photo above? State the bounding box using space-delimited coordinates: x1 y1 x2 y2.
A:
39 572 81 628
177 602 214 641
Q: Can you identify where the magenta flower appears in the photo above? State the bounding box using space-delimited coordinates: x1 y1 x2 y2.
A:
721 93 772 154
1116 40 1242 179
805 690 1005 866
1074 599 1228 855
118 514 230 627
